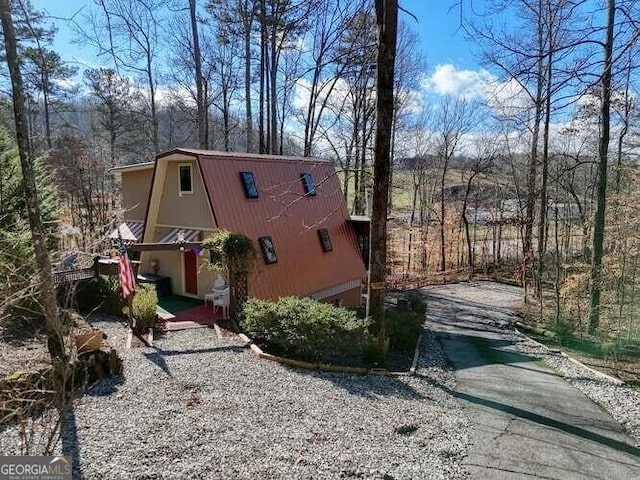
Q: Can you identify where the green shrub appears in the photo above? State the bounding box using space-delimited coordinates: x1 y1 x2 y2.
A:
601 340 618 362
380 294 425 353
131 284 158 328
407 291 427 317
75 276 124 315
552 316 575 344
240 297 372 362
385 309 424 352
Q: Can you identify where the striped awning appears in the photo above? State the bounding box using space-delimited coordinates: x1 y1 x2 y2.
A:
110 222 144 242
158 228 202 244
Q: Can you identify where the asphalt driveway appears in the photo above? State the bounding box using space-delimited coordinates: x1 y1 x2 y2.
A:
424 282 640 480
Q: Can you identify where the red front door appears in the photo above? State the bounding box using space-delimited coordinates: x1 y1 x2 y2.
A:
184 251 198 295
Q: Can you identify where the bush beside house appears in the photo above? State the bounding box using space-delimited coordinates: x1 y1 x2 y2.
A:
240 297 372 362
130 284 158 328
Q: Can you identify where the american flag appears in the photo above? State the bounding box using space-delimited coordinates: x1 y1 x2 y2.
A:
117 230 136 299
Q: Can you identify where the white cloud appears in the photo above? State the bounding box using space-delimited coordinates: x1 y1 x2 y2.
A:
424 64 495 99
423 64 532 118
485 77 531 117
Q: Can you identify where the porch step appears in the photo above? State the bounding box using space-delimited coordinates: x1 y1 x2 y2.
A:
156 305 176 321
160 320 216 331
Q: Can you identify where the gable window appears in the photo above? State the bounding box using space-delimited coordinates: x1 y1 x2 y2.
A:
179 164 193 194
240 171 259 198
301 172 316 196
258 236 278 264
318 228 333 252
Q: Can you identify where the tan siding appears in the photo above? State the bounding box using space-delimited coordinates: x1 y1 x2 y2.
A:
197 264 218 297
139 250 182 294
121 169 153 222
156 159 214 229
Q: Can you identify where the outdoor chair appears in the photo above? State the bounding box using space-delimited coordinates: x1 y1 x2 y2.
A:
205 286 230 319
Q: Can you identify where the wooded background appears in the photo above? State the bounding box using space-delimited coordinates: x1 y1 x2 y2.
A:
1 0 640 346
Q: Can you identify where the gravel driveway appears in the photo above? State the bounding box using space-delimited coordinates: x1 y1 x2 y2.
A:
1 315 470 479
424 281 640 479
423 281 640 446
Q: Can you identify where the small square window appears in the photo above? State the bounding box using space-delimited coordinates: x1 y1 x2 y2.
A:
179 164 193 194
301 172 316 196
259 236 278 264
318 228 333 252
240 171 259 198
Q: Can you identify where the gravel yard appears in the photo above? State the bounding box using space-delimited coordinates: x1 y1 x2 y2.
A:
4 282 636 478
1 314 470 479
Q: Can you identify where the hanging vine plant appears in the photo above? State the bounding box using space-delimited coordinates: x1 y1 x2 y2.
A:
202 229 255 275
202 230 256 318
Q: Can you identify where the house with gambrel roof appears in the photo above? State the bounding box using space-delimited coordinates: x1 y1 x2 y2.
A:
112 148 367 306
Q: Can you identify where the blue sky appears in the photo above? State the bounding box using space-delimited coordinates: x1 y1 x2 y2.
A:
32 0 481 78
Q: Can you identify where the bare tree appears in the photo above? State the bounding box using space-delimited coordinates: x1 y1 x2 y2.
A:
368 0 397 359
188 0 207 149
84 0 167 153
430 96 476 272
297 0 368 156
589 0 615 334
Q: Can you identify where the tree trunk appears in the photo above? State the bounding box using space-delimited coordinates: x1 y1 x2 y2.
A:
258 0 266 154
146 56 159 153
243 12 253 152
439 151 449 272
42 74 52 150
523 0 546 258
461 172 477 270
368 0 397 360
589 0 615 335
537 50 553 296
269 20 278 154
0 0 65 361
189 0 207 149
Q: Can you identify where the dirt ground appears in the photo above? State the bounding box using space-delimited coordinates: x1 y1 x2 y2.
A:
0 315 51 378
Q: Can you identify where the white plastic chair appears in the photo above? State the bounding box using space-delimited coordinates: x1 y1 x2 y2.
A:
205 287 229 319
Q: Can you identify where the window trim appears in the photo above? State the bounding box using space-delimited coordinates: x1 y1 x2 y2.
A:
318 228 333 253
258 236 278 264
240 171 259 199
301 172 317 197
178 163 193 195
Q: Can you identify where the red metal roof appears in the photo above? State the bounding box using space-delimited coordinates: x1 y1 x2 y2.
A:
193 151 366 300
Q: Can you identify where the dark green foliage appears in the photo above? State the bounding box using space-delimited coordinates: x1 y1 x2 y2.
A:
202 229 255 275
552 316 575 344
240 297 372 362
384 294 425 352
75 276 124 316
130 284 158 328
131 284 158 327
0 128 58 314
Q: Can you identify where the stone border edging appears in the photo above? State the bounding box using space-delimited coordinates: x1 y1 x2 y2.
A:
237 333 419 377
513 327 625 386
559 351 625 386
